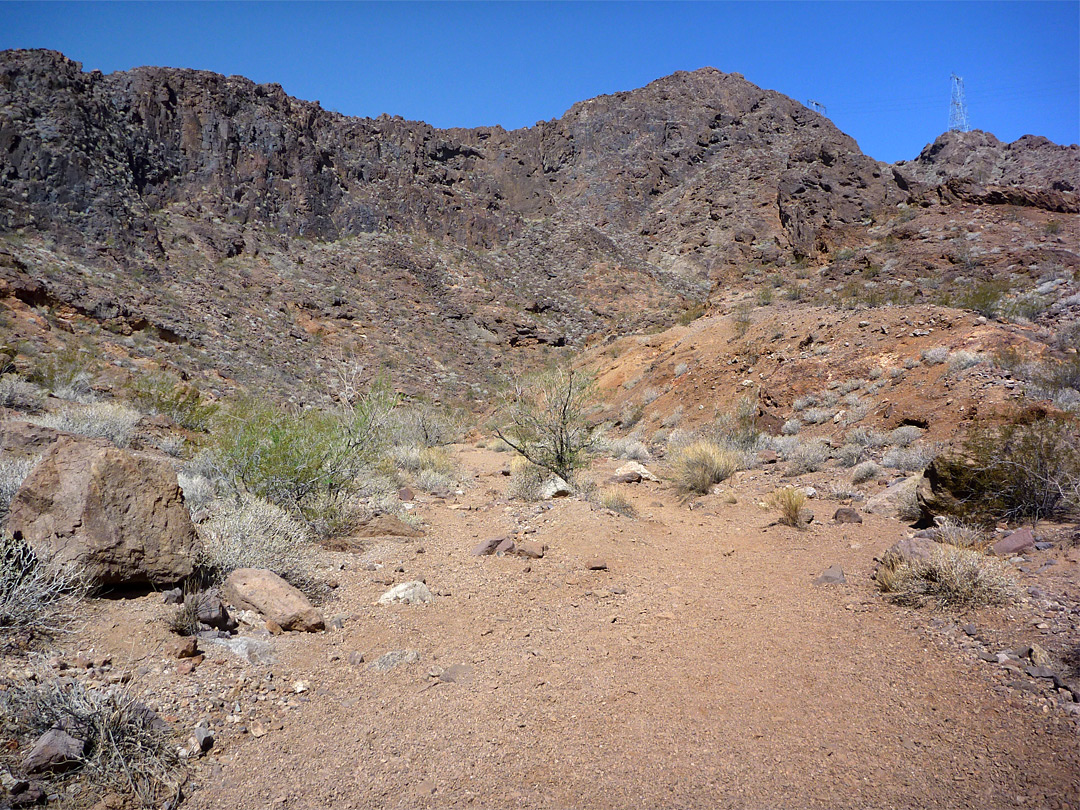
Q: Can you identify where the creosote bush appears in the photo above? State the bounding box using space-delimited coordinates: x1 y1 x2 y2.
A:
670 440 741 494
770 486 807 527
877 545 1011 607
494 364 597 481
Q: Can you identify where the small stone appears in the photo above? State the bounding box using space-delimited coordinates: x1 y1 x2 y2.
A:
813 565 846 586
1026 665 1055 680
266 619 284 636
328 616 345 631
832 507 862 524
293 681 308 694
249 719 268 738
348 652 365 666
991 527 1036 556
962 624 977 637
495 538 516 555
176 656 202 676
1029 644 1051 667
438 664 473 684
193 727 214 752
608 472 643 484
398 487 414 502
515 540 546 559
162 588 184 605
614 462 660 482
802 486 817 499
415 780 437 796
165 636 199 659
586 558 608 571
1034 541 1053 550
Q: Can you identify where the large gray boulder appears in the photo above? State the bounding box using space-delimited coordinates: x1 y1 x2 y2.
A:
8 436 199 588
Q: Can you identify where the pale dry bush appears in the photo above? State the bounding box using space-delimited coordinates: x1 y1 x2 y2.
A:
877 545 1011 607
0 375 44 412
0 531 84 636
922 347 949 365
670 440 742 494
802 407 834 425
882 443 938 472
781 418 801 436
889 426 923 448
1 676 182 806
176 472 217 523
933 517 989 550
29 401 142 447
834 444 867 468
661 406 684 429
198 495 312 581
769 486 807 527
851 461 882 484
947 350 986 376
0 453 39 520
506 455 545 501
786 440 829 476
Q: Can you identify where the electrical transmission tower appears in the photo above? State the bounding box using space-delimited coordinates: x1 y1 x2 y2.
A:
806 99 827 115
949 73 970 132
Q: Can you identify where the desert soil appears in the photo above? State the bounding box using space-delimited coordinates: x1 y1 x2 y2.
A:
57 446 1080 810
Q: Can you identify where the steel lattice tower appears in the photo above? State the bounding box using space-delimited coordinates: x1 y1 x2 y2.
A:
949 73 970 132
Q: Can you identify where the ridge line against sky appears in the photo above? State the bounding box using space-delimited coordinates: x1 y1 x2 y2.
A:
0 1 1077 163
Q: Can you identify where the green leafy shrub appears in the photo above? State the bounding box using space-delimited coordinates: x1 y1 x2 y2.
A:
128 371 218 431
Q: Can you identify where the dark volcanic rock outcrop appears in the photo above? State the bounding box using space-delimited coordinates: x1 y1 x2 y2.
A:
0 49 1076 397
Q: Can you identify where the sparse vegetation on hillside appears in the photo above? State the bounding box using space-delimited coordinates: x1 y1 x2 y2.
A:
670 440 742 494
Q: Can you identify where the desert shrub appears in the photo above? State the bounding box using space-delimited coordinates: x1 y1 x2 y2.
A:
826 484 864 502
0 453 39 521
841 401 871 425
703 397 763 453
946 350 985 376
197 495 312 582
960 278 1011 319
902 357 921 370
889 426 923 448
0 531 84 636
882 443 938 472
834 444 867 468
851 461 882 484
887 367 905 381
28 401 142 447
1 677 183 806
212 377 395 530
494 364 597 481
605 437 651 461
846 426 890 449
642 387 663 405
959 412 1080 522
791 395 816 412
732 302 753 338
596 487 636 518
29 346 98 402
802 407 834 425
386 401 466 448
756 287 773 306
676 303 706 326
781 418 801 436
934 517 989 550
868 367 884 381
0 375 44 412
877 545 1011 607
506 455 545 501
786 440 829 476
619 400 644 429
1032 353 1080 399
661 406 684 429
770 486 807 527
837 379 863 395
670 440 741 494
127 371 218 431
921 347 949 365
415 467 456 494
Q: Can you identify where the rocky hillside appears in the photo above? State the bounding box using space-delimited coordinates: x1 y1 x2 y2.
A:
0 49 1076 400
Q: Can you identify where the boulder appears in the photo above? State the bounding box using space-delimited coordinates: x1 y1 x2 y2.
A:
865 474 922 523
377 580 433 606
614 462 660 482
222 568 324 632
514 540 546 559
874 537 939 583
916 451 984 523
7 436 199 588
991 527 1036 557
471 536 506 556
832 507 863 524
539 477 573 500
0 420 64 457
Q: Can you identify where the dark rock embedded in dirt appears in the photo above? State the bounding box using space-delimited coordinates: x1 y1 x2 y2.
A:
21 729 86 775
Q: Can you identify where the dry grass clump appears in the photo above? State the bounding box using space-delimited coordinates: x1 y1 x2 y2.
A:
785 439 829 476
596 487 636 518
922 346 949 365
28 401 142 447
603 435 651 461
197 495 312 582
1 677 183 807
0 375 45 412
877 545 1011 607
888 425 923 448
769 486 807 527
934 517 989 550
0 532 84 637
670 440 742 494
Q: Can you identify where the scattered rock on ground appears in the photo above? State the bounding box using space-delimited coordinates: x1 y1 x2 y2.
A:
21 729 86 775
164 636 199 659
223 569 325 632
814 565 846 585
354 514 425 538
540 477 574 500
833 507 863 524
370 650 421 672
991 527 1036 557
472 536 506 556
865 474 922 523
614 462 661 482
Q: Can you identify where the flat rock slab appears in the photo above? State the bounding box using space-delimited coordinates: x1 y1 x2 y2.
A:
205 635 275 665
814 565 846 585
472 536 507 556
223 568 324 632
370 650 420 672
377 580 433 606
614 462 660 482
354 514 424 538
992 527 1035 556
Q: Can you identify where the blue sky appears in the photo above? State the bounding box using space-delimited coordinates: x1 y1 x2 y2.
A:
1 1 1077 163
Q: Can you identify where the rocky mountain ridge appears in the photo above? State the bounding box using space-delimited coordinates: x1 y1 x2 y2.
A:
0 49 1076 399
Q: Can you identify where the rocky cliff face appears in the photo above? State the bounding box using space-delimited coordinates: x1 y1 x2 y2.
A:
0 49 1076 399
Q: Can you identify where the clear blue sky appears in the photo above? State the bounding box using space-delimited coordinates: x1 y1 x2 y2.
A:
1 1 1077 163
